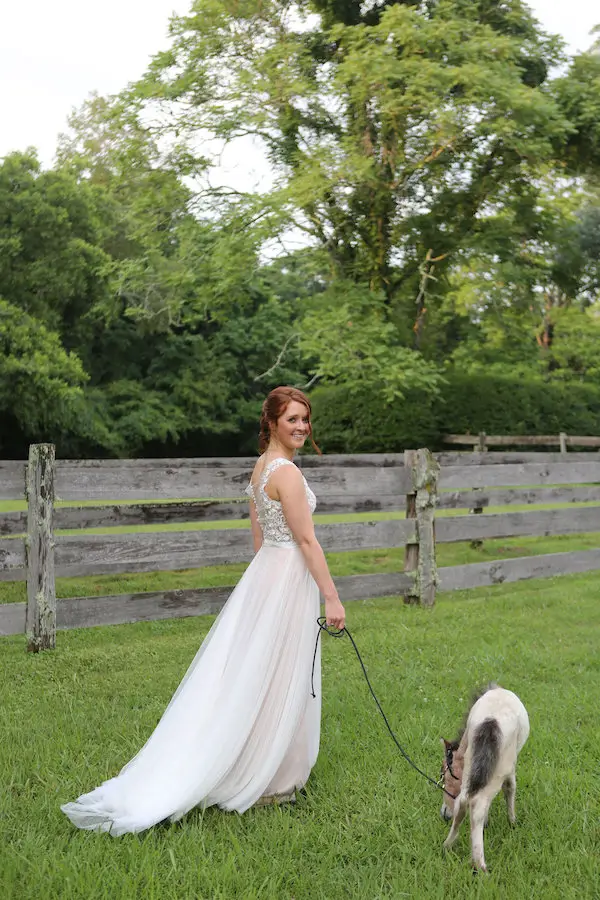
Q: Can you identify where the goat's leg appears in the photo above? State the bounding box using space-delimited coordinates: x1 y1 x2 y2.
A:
443 795 467 851
470 794 492 873
503 772 517 824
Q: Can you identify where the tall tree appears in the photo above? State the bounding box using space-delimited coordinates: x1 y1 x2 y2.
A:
0 151 112 344
0 297 88 454
134 0 569 392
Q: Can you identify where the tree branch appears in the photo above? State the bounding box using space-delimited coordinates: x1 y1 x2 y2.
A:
254 333 299 380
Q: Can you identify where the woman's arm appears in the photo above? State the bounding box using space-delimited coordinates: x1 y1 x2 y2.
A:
274 466 345 629
249 497 263 553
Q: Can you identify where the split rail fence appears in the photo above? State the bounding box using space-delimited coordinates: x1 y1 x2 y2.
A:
444 432 600 453
2 445 600 650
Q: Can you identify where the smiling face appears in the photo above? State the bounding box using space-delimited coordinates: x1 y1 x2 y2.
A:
268 399 311 453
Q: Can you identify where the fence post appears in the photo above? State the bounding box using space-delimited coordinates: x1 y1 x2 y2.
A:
559 432 567 456
469 488 485 549
25 444 56 652
403 449 440 608
477 432 487 453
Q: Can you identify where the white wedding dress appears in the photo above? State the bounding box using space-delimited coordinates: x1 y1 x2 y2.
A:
61 457 321 835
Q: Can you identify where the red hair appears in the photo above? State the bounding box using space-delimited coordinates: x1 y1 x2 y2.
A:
258 386 321 455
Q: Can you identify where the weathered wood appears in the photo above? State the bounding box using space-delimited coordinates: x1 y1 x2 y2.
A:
0 539 26 580
444 434 600 448
316 520 415 553
0 510 27 536
54 457 258 469
52 530 254 577
469 487 485 550
436 506 600 544
51 519 416 578
438 549 600 592
5 542 600 635
437 485 600 510
54 500 250 530
403 449 439 607
61 588 230 629
0 570 413 635
0 461 26 500
51 453 405 470
50 494 404 530
0 601 25 636
440 462 600 490
54 462 254 501
25 444 57 652
435 451 600 466
17 481 600 531
561 436 600 449
334 571 413 601
559 432 567 456
403 450 419 605
297 453 405 468
54 461 410 501
414 449 439 608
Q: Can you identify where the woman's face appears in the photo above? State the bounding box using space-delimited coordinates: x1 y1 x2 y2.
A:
270 399 310 451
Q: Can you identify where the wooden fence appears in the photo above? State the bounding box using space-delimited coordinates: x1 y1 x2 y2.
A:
444 432 600 453
2 445 600 650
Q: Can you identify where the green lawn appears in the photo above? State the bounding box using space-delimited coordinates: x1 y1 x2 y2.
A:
1 575 599 899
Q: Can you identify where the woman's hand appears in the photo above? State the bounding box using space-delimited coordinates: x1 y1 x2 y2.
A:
325 595 346 630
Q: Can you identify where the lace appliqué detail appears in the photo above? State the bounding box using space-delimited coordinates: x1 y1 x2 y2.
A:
245 457 316 546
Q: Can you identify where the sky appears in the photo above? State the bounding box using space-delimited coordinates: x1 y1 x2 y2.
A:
0 0 598 171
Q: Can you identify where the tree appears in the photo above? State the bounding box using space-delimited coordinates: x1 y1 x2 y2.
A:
553 47 600 174
139 0 567 348
121 0 582 398
0 151 112 345
0 298 88 454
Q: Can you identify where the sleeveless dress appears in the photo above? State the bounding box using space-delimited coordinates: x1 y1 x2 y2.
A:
60 457 321 835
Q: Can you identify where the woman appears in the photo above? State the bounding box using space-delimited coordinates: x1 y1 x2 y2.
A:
61 386 345 834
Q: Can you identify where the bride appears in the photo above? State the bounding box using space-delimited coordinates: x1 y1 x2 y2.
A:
61 386 346 835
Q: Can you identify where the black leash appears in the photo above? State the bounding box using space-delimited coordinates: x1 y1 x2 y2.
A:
311 616 456 800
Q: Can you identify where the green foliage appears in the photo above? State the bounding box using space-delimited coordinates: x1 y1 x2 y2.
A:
0 298 88 451
3 5 600 459
299 280 444 400
0 152 112 338
311 372 600 452
437 371 600 440
553 50 600 173
144 0 568 334
310 382 441 452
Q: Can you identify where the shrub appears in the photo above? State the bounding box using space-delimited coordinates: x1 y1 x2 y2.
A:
310 373 600 453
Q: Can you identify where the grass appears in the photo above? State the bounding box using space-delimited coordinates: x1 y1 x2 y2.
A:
1 575 599 899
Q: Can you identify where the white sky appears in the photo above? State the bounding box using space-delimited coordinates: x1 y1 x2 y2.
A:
0 0 598 172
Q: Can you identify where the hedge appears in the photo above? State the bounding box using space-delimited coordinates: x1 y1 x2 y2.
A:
309 373 600 453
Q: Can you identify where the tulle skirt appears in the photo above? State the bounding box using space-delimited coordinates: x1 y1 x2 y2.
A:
61 543 321 835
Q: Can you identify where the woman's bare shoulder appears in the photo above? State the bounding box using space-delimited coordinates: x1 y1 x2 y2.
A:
270 460 304 489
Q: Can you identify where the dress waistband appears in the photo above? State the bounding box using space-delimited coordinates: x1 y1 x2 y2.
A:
263 539 299 549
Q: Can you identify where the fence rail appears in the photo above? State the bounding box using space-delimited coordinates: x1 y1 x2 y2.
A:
444 432 600 452
2 446 600 647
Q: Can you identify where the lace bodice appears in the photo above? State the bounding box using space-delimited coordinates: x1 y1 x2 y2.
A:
245 457 316 546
